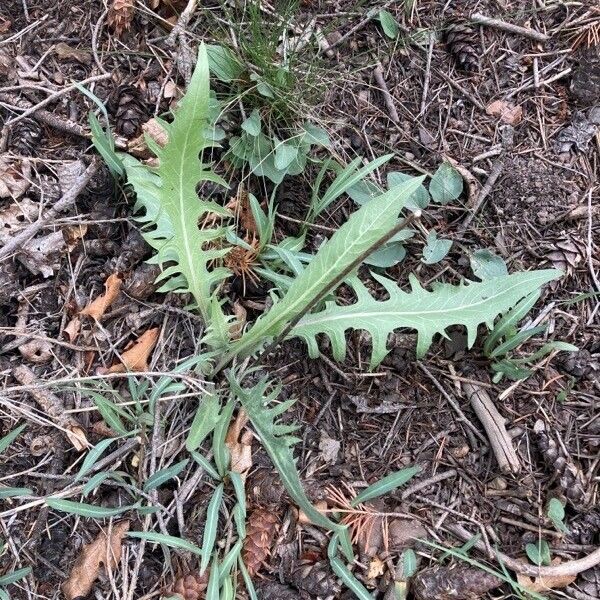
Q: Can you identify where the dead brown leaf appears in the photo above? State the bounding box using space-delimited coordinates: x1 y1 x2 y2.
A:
0 158 32 199
63 317 81 342
367 556 385 580
486 100 523 125
108 327 160 373
516 561 577 593
228 300 247 340
62 521 130 600
63 224 88 251
54 42 92 65
80 273 123 321
225 409 253 482
127 118 169 158
226 186 259 235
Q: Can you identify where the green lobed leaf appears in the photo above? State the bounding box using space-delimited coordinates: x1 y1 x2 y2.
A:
228 375 346 536
429 162 463 204
119 44 230 335
228 176 425 361
352 466 420 506
292 270 561 367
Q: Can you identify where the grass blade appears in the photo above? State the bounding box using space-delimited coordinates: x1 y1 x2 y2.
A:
75 437 117 482
144 459 189 492
46 498 136 518
128 531 203 555
352 466 420 506
0 424 26 455
0 567 32 587
201 484 224 574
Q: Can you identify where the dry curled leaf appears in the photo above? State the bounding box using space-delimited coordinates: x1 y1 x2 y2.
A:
108 327 159 373
127 118 169 158
226 186 259 236
486 100 523 125
80 273 122 321
225 409 253 482
62 521 130 600
63 224 88 252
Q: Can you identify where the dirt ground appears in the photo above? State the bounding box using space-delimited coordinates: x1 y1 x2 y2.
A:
0 1 599 599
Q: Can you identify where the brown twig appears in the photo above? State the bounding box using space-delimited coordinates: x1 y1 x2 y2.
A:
463 381 521 474
12 365 89 451
327 0 408 50
0 158 99 262
0 91 88 138
2 73 112 128
166 0 198 45
448 523 600 578
458 156 504 233
373 62 400 124
471 12 549 43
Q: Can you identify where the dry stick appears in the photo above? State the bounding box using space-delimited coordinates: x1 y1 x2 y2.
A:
0 92 88 138
2 73 112 128
12 365 89 451
327 0 408 50
374 62 400 124
0 158 99 261
214 211 421 375
166 0 198 45
419 34 435 116
471 12 549 43
448 523 600 578
463 381 521 474
458 156 504 233
436 70 486 111
417 362 487 446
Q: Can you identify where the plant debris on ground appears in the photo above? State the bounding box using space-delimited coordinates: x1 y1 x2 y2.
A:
0 1 599 599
